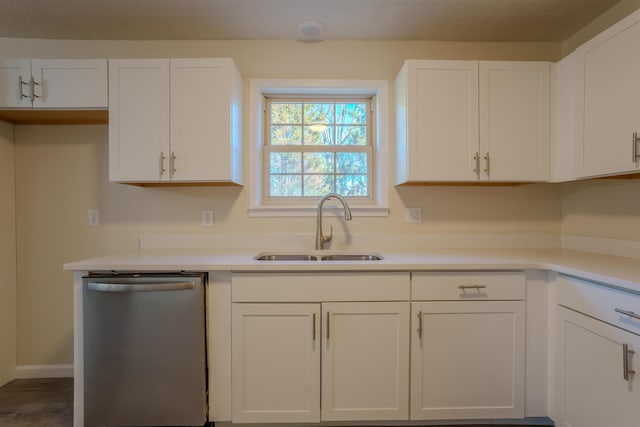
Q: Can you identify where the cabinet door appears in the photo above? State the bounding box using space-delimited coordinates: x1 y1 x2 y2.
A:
398 60 479 182
480 61 550 181
576 12 640 177
321 302 409 421
0 58 31 108
556 307 640 427
170 58 234 182
411 301 525 420
232 303 320 423
30 59 108 108
108 59 171 182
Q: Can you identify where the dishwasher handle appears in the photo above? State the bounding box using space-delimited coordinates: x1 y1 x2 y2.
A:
87 281 196 293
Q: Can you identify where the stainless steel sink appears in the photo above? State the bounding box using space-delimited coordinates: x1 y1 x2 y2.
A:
254 252 383 261
319 254 383 261
254 254 317 261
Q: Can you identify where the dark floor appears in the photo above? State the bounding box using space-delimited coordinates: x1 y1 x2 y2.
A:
0 378 73 427
0 378 552 427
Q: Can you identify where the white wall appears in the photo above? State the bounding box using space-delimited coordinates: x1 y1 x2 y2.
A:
0 121 16 386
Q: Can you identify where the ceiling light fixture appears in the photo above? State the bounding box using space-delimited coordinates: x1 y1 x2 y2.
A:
297 20 325 43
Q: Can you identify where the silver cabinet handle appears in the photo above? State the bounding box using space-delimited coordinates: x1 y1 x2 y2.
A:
473 152 480 177
417 311 423 339
459 284 487 290
633 132 640 162
483 152 490 174
615 308 640 321
18 76 29 99
87 281 195 292
170 151 177 177
159 151 166 176
326 311 330 340
312 312 316 342
623 343 636 381
30 76 40 100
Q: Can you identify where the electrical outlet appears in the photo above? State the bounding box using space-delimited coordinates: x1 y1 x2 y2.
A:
88 209 100 227
405 207 422 224
202 210 214 227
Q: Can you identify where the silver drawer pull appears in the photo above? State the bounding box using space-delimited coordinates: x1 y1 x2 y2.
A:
623 343 635 381
615 308 640 321
458 284 487 290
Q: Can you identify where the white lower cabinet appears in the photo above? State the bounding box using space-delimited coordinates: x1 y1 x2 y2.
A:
230 271 531 424
232 303 320 423
410 272 526 420
231 301 410 423
554 275 640 427
555 307 640 427
321 302 410 421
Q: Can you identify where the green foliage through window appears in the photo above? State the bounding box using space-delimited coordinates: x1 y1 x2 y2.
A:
266 98 372 200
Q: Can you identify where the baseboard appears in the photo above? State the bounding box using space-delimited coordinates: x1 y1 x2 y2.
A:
14 364 73 379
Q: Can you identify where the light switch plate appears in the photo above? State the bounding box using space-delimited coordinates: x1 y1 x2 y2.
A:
405 207 422 224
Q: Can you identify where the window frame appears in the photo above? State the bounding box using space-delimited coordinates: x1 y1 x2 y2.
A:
248 79 389 217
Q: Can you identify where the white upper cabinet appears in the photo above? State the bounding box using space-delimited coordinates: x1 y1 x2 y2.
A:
109 58 243 184
109 59 171 182
0 58 108 109
395 60 550 183
479 62 550 181
395 60 479 182
575 9 640 178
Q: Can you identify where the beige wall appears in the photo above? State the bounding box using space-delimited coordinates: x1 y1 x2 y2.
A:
5 38 567 366
561 179 640 241
0 121 16 385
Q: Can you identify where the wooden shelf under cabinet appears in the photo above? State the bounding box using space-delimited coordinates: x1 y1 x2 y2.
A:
0 109 108 125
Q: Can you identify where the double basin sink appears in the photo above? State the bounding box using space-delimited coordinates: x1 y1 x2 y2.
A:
255 252 384 262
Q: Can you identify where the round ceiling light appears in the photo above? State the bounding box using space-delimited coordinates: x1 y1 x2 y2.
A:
297 20 325 43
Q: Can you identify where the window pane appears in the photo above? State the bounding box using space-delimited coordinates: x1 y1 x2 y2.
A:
303 152 334 173
271 125 302 145
304 175 334 196
270 152 302 174
337 152 367 173
336 103 367 125
336 125 366 145
271 103 302 124
270 175 302 197
337 174 368 197
304 125 334 145
304 103 334 124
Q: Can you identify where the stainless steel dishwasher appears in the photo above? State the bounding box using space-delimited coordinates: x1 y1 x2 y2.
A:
82 272 207 427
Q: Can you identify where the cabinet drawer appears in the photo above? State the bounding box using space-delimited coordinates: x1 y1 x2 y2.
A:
557 275 640 335
412 271 525 301
232 272 410 302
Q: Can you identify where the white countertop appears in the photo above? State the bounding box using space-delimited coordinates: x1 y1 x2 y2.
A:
64 248 640 294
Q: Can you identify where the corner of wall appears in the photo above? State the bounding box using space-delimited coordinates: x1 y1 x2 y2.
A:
0 120 17 386
560 0 640 56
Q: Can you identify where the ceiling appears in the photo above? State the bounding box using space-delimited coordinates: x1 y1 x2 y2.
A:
0 0 623 42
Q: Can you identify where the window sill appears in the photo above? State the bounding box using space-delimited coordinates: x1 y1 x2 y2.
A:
248 205 390 217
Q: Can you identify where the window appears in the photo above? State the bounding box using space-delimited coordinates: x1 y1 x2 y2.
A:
265 97 373 201
249 79 389 217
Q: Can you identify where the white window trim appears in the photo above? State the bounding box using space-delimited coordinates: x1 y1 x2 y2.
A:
248 78 390 217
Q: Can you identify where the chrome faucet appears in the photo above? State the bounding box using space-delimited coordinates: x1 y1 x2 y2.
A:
315 193 352 250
